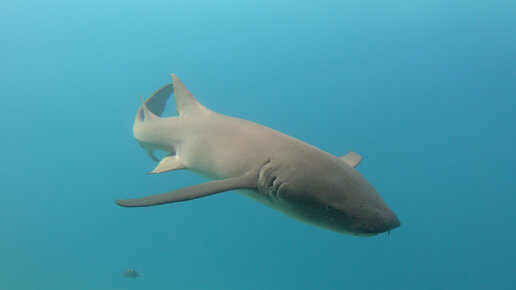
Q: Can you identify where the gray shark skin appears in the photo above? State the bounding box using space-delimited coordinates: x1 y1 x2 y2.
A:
116 74 400 236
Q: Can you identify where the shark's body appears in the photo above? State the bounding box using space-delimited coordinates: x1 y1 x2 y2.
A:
116 74 400 236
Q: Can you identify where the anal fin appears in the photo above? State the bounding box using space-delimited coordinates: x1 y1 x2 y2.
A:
150 155 185 174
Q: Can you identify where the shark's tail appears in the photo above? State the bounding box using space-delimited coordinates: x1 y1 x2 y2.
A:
133 74 209 163
135 73 208 124
134 83 173 124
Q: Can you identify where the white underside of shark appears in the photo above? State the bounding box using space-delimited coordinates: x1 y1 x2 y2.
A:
116 74 400 236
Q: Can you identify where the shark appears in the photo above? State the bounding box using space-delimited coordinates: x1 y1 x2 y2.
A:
116 74 401 236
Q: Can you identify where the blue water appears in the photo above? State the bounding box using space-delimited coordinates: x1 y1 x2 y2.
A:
1 1 515 289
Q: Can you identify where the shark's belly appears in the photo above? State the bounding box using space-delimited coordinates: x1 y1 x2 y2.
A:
179 115 287 179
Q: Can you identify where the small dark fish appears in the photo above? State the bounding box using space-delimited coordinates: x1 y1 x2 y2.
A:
123 268 140 279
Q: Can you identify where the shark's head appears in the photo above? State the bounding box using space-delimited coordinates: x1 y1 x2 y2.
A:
323 175 401 236
341 196 401 236
273 158 401 236
289 183 401 236
335 174 400 236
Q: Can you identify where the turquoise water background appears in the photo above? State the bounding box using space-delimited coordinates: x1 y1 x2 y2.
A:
1 1 515 289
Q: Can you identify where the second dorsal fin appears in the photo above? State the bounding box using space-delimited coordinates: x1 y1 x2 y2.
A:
172 73 207 116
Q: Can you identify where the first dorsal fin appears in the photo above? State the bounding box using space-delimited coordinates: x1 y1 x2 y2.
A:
171 73 207 116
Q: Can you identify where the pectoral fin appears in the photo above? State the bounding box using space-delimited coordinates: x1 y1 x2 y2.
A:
115 174 257 207
340 152 362 168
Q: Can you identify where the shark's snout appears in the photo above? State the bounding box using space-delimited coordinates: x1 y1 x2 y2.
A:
378 211 401 233
356 209 401 235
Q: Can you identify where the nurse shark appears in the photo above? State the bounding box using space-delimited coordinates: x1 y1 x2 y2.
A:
116 74 400 236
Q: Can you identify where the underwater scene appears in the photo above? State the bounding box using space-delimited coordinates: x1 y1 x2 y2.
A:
1 1 515 289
